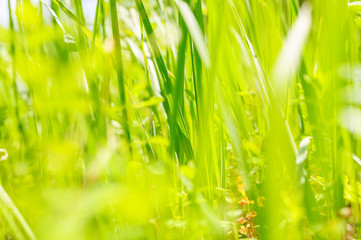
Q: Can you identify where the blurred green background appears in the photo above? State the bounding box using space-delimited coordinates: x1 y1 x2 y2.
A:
1 0 361 239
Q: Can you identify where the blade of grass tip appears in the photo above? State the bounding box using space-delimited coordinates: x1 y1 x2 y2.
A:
50 0 60 25
136 18 164 135
230 5 270 107
266 4 313 159
40 1 66 33
73 0 107 140
192 0 204 119
290 0 300 21
99 0 106 39
176 0 210 67
121 14 161 97
135 0 173 94
91 0 101 56
40 1 77 51
51 0 105 53
170 0 189 152
272 2 312 101
191 0 222 198
15 0 24 32
261 6 313 239
73 0 88 53
135 0 194 163
126 38 161 96
188 0 205 171
0 185 36 240
73 0 85 24
137 22 164 128
38 0 44 29
134 2 172 130
109 0 132 152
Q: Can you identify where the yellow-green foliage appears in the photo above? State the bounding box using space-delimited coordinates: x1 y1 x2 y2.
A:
0 0 361 239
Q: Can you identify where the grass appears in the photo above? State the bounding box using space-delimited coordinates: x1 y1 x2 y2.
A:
0 0 361 239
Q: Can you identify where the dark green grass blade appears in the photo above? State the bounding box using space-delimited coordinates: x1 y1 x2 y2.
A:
50 0 105 53
109 0 132 151
135 0 172 94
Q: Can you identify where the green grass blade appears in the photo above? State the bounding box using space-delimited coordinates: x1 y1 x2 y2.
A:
0 185 36 240
109 0 132 150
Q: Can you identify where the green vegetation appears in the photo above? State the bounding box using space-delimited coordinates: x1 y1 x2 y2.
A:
1 0 361 239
